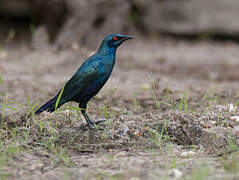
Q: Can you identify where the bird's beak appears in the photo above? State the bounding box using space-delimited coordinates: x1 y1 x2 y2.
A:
116 35 134 46
123 35 134 40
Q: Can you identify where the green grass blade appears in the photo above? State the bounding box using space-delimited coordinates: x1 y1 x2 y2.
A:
233 99 239 107
55 86 65 111
104 106 108 120
28 103 38 115
178 90 189 112
0 72 2 87
184 90 189 112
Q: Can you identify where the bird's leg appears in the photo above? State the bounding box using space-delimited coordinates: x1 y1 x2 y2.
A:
80 104 105 128
81 109 95 128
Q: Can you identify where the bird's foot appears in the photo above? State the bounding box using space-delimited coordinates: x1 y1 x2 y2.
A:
87 119 107 129
93 118 107 125
87 123 97 129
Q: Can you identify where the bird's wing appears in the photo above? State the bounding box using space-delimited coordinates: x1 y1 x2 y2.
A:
57 60 99 104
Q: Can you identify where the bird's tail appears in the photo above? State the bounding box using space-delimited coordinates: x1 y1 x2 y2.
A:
35 96 58 115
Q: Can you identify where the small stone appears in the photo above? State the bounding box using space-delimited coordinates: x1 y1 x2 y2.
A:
127 129 141 139
180 151 196 158
201 122 212 128
231 116 239 122
232 127 239 137
228 104 237 113
71 42 79 50
123 125 129 135
211 121 217 125
168 169 183 179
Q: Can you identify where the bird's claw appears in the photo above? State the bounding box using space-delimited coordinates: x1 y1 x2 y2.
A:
87 119 107 129
94 119 107 125
88 123 97 129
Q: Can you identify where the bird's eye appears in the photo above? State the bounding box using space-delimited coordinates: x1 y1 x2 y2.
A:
112 36 118 41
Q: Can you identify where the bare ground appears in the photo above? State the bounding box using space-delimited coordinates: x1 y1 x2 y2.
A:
1 38 239 179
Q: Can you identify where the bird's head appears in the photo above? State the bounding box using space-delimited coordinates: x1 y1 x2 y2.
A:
98 34 134 52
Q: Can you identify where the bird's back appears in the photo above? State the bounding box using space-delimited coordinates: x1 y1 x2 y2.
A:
73 51 116 102
56 51 115 104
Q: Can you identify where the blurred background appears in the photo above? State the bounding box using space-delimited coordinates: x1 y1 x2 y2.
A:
1 0 239 48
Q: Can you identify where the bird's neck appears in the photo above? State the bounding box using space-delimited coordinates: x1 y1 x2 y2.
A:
97 44 116 56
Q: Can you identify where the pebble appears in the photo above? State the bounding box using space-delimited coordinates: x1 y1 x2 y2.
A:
123 124 130 135
71 42 79 50
228 104 237 113
168 169 183 179
180 151 196 158
231 116 239 122
232 126 239 137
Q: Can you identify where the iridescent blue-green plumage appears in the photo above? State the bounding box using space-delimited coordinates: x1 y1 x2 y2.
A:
35 33 133 127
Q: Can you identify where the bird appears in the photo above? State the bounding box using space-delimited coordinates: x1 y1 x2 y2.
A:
35 33 133 128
